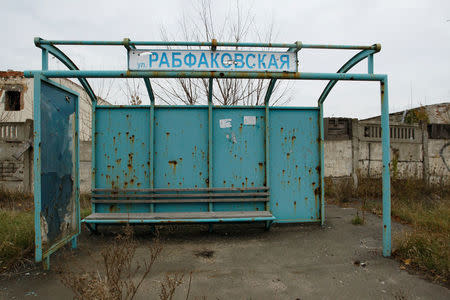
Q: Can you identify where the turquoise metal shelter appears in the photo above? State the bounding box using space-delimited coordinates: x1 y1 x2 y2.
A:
25 38 391 269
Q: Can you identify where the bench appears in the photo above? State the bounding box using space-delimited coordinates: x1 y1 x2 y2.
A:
83 187 274 227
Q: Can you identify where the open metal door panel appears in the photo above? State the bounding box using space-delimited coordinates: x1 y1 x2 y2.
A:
34 77 80 265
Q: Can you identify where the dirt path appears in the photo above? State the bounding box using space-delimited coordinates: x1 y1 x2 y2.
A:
1 205 448 299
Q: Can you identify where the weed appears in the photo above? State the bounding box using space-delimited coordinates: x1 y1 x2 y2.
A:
159 272 184 300
80 193 92 219
394 230 449 283
60 226 191 299
60 226 163 299
0 210 34 271
0 188 33 211
351 213 364 225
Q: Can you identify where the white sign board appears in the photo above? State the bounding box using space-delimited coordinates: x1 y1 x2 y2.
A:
128 49 297 72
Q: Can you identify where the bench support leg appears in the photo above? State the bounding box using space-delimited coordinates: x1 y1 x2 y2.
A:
71 236 77 249
208 224 213 233
265 220 273 231
43 255 50 271
85 223 99 235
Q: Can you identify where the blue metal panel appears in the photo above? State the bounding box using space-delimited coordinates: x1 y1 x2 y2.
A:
94 107 151 213
213 108 266 212
154 108 209 212
269 108 321 222
37 79 80 259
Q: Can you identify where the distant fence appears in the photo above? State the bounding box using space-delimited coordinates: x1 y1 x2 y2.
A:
324 118 449 184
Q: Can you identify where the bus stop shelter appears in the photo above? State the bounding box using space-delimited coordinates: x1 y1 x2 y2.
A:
24 38 391 269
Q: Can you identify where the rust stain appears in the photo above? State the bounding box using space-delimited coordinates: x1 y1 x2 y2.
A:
128 153 134 172
280 127 284 133
286 153 290 159
166 132 170 137
314 187 320 196
109 204 119 213
168 160 177 172
258 162 264 170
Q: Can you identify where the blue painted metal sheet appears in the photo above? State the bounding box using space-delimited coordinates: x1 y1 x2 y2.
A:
154 107 209 212
93 106 321 222
94 107 151 213
269 108 321 222
35 78 80 261
212 108 266 212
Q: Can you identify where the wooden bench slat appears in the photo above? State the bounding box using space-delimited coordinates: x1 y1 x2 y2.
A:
92 197 269 204
92 192 269 199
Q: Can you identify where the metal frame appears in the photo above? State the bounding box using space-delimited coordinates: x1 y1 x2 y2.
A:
26 38 391 262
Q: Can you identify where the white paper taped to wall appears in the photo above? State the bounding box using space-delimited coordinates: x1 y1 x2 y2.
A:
243 116 256 125
219 119 232 128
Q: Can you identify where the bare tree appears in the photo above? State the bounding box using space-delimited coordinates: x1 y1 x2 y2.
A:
120 79 146 105
154 0 292 106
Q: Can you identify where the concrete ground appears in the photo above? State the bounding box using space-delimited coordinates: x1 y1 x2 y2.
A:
0 205 448 299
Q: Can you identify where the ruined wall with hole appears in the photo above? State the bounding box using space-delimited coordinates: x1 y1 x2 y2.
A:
0 120 33 192
0 72 109 141
0 74 33 123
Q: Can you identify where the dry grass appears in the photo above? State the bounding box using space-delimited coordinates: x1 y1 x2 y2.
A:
60 226 165 299
0 210 34 271
0 189 34 272
80 193 92 219
0 190 91 273
60 226 191 300
326 176 450 284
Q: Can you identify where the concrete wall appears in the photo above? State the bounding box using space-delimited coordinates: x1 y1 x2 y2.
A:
428 139 450 183
323 119 450 183
324 140 352 177
80 141 92 193
0 120 33 192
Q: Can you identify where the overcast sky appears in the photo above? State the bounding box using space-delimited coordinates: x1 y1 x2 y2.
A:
1 0 449 118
